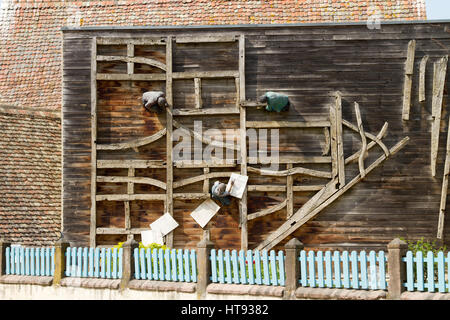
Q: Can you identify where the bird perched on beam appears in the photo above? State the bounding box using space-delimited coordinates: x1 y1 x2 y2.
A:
142 91 169 113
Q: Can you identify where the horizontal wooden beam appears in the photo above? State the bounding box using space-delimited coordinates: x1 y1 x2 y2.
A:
239 101 266 108
247 185 324 192
246 121 330 128
97 176 167 190
248 166 332 178
248 156 332 164
172 107 240 116
96 194 166 201
97 160 166 169
173 193 211 200
96 73 166 81
175 35 238 43
173 160 237 168
172 71 239 79
96 228 150 235
96 129 166 150
97 55 167 71
248 200 288 221
96 38 166 45
173 172 237 189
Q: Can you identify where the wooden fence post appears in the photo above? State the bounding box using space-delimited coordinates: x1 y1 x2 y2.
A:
53 239 70 286
284 238 304 299
0 241 11 276
196 235 214 299
120 239 139 290
387 238 408 300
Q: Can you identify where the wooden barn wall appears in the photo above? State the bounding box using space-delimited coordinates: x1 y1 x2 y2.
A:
63 22 450 251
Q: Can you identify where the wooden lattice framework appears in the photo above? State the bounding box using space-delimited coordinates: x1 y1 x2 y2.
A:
90 35 410 249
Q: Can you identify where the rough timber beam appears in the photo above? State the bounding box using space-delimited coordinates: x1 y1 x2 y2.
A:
255 136 410 251
402 39 416 121
437 116 450 240
431 55 449 177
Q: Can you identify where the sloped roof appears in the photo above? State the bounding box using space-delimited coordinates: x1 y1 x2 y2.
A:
0 107 61 245
0 0 427 112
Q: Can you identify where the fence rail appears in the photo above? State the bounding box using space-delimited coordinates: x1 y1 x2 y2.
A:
403 250 450 293
5 246 55 276
298 250 387 290
65 247 123 279
133 248 197 282
210 249 285 286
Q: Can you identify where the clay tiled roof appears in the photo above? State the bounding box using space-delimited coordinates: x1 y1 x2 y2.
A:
0 107 61 245
0 0 427 112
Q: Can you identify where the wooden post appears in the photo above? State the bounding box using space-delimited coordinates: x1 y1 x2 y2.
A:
286 164 294 219
196 235 214 299
437 116 450 240
120 239 139 290
284 238 304 299
0 241 11 276
90 37 98 247
387 238 408 300
431 55 448 177
53 239 70 286
165 36 174 248
238 34 248 250
419 55 429 102
402 40 416 121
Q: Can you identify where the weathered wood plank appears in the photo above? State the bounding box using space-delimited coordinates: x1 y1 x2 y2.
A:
97 55 167 71
96 176 167 190
96 73 166 81
194 78 202 109
246 121 330 128
248 199 288 221
96 228 150 235
419 55 429 102
90 37 97 247
166 36 174 248
354 102 368 179
437 116 450 240
247 166 332 178
286 163 294 219
172 107 239 116
239 34 248 251
431 55 448 177
97 160 166 169
96 194 166 201
256 136 410 250
175 35 238 43
172 71 239 79
96 128 166 150
174 171 236 189
402 40 416 121
335 92 345 188
96 37 166 45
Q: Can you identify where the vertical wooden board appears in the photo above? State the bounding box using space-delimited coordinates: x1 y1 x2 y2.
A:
90 37 98 247
194 78 202 109
431 56 448 177
166 36 174 248
437 116 450 239
239 34 247 251
419 55 429 102
403 40 416 121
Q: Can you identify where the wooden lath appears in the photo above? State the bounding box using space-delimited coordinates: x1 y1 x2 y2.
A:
437 116 450 240
402 39 416 121
431 55 449 177
255 94 410 251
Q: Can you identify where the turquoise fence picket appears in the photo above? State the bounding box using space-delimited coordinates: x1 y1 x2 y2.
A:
4 246 55 276
297 250 388 291
64 247 121 279
133 248 197 283
210 249 285 287
403 250 449 293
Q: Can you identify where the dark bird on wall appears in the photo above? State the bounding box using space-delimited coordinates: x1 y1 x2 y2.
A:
211 181 231 206
142 91 169 113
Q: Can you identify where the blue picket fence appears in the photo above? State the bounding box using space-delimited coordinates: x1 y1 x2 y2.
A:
65 247 123 279
403 250 450 293
5 246 55 276
133 248 197 282
298 250 387 290
210 249 285 286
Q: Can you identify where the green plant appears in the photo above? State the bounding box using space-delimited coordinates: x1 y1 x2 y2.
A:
399 237 447 280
